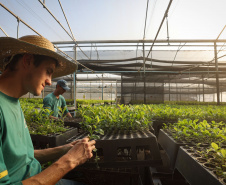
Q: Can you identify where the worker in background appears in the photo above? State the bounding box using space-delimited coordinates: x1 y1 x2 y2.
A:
43 79 72 119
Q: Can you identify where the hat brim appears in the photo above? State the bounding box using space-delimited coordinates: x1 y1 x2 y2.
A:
0 37 77 78
62 86 70 90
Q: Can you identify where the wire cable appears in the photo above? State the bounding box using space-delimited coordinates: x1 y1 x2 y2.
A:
139 0 173 72
38 0 90 60
58 0 76 41
171 42 186 66
0 3 94 72
17 0 64 39
0 3 42 36
146 0 173 59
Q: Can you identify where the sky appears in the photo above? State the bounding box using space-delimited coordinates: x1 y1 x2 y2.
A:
1 0 226 42
1 0 226 100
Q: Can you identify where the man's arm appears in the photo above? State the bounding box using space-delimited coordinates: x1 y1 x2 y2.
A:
34 140 80 164
22 138 95 185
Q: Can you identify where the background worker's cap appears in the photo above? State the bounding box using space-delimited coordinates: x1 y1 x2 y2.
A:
57 79 70 90
0 35 77 78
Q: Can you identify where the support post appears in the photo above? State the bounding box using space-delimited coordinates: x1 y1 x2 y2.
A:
169 77 171 101
116 80 118 104
202 75 205 102
102 74 104 100
214 42 220 105
143 43 146 104
74 45 77 115
121 74 123 104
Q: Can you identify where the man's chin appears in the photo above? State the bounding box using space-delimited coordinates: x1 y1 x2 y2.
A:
32 91 42 96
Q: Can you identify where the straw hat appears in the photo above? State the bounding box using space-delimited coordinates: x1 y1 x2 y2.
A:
0 35 77 78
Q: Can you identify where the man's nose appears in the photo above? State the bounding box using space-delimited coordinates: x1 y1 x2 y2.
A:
46 78 52 86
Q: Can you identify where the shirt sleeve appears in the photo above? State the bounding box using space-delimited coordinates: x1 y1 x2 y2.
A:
43 97 52 115
61 97 69 114
0 110 22 185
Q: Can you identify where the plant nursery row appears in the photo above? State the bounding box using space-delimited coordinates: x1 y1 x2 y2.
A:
20 99 226 184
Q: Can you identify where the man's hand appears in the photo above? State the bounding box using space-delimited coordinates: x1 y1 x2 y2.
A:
66 112 72 118
66 137 96 167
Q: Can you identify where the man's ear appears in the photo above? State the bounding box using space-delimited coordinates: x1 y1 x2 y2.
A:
22 54 34 69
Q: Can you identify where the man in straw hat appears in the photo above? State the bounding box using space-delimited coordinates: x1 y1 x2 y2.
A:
0 35 95 185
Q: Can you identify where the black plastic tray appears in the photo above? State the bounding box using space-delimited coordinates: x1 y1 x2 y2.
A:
175 147 225 185
31 127 78 149
67 129 162 168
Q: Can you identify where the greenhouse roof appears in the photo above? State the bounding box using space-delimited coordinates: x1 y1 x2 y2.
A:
1 0 226 98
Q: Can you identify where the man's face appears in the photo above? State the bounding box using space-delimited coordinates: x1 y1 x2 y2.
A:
26 57 56 96
58 85 66 95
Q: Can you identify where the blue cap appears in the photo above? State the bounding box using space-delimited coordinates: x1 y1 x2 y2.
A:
57 79 70 90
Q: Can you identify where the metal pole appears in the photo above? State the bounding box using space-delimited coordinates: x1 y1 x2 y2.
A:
74 45 77 115
90 82 91 100
111 83 112 101
135 76 137 101
214 42 220 105
180 88 181 101
0 3 42 36
102 74 104 100
70 74 73 99
169 76 171 101
116 80 118 104
17 18 20 39
146 0 173 58
0 26 9 37
202 75 205 102
143 43 146 104
196 88 197 101
121 74 123 104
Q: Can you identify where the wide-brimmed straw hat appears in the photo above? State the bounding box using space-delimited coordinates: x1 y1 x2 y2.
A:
0 35 77 78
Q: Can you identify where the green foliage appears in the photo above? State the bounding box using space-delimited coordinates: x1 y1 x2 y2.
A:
66 99 115 106
21 100 68 135
165 119 226 145
77 104 152 132
58 106 68 122
20 99 226 146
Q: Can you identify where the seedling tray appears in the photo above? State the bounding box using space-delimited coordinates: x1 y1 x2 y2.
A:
31 127 78 149
158 129 188 169
67 129 162 168
175 147 225 185
152 119 177 137
152 121 165 137
65 167 141 185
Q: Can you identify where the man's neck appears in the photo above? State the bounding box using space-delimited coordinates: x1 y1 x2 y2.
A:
0 71 26 98
53 90 60 99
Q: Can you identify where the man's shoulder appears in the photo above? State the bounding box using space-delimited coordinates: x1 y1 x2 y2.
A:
43 93 55 104
59 95 66 101
44 93 54 99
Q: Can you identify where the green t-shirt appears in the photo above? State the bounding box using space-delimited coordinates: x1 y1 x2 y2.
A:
43 93 69 117
0 91 41 184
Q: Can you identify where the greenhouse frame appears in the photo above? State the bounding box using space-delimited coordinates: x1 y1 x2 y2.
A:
1 0 226 185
